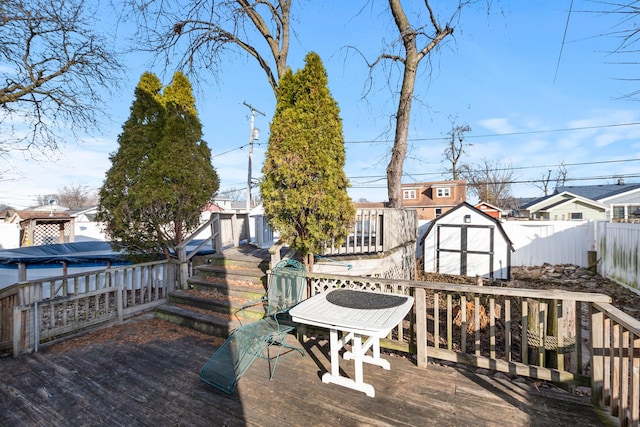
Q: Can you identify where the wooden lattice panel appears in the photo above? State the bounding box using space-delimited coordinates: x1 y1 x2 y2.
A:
21 220 72 246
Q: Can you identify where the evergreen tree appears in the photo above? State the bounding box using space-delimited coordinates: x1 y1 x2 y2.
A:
97 72 219 258
260 52 355 268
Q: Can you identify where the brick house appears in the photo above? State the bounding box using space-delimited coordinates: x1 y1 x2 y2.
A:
401 180 466 220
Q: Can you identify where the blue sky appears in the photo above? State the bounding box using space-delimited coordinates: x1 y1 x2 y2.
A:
2 1 640 209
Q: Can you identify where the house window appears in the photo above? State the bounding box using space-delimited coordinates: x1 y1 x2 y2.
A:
435 208 442 217
403 189 416 199
613 206 625 219
571 212 583 220
435 187 451 198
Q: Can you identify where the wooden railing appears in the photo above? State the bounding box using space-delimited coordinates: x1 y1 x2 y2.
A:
176 212 250 287
2 261 178 357
591 302 640 425
307 272 638 426
322 208 417 255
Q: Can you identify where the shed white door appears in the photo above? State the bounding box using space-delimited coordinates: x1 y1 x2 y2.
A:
436 224 495 278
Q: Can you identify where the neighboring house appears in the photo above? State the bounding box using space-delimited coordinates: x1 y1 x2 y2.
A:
420 202 514 280
401 180 466 220
475 201 502 218
517 191 607 221
69 207 105 242
556 180 640 222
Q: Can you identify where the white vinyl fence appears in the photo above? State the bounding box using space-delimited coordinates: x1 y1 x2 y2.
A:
502 220 640 292
596 222 640 291
503 221 595 268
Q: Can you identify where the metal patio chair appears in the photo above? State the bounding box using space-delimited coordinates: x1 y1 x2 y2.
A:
199 259 307 394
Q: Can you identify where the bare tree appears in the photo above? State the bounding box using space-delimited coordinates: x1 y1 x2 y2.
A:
460 159 517 209
221 187 245 201
535 169 554 196
57 184 97 209
589 2 640 100
366 1 471 207
443 121 472 180
36 194 58 207
125 0 291 96
0 0 122 154
532 162 568 196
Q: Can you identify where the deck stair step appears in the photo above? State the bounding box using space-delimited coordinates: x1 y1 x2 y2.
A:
155 303 241 338
168 289 266 322
154 246 271 338
192 264 266 288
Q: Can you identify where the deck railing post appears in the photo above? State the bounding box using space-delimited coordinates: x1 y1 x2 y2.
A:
12 306 22 358
116 284 124 323
415 287 428 368
591 304 605 407
177 245 188 289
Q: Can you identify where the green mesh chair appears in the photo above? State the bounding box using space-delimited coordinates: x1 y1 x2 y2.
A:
199 259 307 394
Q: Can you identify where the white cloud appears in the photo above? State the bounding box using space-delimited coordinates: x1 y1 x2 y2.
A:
476 117 517 134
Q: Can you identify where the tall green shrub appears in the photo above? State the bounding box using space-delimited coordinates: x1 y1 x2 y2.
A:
261 52 355 268
98 72 219 258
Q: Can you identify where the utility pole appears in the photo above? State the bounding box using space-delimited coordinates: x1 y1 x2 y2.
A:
243 101 265 212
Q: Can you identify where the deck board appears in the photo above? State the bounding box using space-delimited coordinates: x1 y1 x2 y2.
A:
0 316 610 427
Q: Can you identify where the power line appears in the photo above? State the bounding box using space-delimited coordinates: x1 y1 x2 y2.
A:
553 0 574 85
210 121 640 156
347 156 640 182
344 121 640 144
349 172 640 189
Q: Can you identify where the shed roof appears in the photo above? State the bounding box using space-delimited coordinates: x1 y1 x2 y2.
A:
419 202 514 250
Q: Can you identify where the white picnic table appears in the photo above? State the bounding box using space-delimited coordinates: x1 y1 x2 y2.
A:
289 288 414 397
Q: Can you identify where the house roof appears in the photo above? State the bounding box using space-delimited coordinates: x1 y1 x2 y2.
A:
520 194 554 210
401 179 466 188
8 211 73 224
475 201 502 211
556 182 640 201
520 191 607 212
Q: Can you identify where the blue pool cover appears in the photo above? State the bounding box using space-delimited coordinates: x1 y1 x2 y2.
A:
0 240 215 265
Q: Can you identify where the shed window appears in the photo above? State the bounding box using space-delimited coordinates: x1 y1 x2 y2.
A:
403 189 416 199
436 188 451 198
570 212 583 220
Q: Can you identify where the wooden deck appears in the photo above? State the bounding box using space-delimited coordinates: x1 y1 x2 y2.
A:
0 315 611 427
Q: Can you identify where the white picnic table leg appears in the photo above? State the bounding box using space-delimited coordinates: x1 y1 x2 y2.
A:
343 335 390 370
321 329 375 397
329 328 340 378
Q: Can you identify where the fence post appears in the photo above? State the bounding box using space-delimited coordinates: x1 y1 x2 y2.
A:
415 287 428 368
177 245 188 290
12 306 22 358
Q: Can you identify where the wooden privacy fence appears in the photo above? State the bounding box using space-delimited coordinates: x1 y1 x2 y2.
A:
1 261 178 357
307 272 639 426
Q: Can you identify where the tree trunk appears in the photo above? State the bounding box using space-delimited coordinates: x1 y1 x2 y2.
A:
387 55 417 208
385 0 454 207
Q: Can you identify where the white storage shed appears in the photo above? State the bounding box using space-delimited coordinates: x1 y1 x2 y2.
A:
420 202 514 280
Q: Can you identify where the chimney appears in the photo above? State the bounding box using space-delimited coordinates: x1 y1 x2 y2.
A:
618 178 625 185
